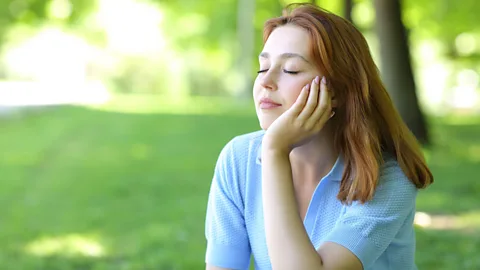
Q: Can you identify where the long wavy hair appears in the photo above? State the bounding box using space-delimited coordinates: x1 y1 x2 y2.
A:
263 3 433 204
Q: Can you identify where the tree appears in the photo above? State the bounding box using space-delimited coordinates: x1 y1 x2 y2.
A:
343 0 353 22
0 0 95 48
235 0 256 98
373 0 429 144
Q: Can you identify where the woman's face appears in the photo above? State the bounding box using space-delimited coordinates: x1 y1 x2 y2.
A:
253 25 322 130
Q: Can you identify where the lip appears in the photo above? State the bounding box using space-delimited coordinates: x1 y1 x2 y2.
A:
259 97 281 109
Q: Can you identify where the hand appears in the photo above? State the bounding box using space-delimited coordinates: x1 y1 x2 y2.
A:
262 76 334 153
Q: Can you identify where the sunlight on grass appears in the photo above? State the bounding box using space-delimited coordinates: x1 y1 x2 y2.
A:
24 234 106 258
131 143 150 160
415 211 480 231
1 152 41 166
85 94 254 115
467 144 480 162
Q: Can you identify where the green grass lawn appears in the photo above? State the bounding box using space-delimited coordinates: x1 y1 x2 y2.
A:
0 98 479 269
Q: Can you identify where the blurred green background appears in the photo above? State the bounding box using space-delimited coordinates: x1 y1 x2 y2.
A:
0 0 479 269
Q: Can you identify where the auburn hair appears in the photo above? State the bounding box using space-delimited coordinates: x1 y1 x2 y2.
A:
263 3 433 204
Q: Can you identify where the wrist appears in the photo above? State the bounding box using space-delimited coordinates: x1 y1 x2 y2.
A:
261 140 290 157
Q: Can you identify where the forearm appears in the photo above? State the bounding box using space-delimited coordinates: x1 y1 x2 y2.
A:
261 149 323 270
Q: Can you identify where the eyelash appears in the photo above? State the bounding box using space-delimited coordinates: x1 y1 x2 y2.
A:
257 69 299 75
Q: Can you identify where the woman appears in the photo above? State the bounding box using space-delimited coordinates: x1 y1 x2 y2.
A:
205 3 433 270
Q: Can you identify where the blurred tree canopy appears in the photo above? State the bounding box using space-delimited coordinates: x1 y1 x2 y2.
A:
0 0 478 104
0 0 95 37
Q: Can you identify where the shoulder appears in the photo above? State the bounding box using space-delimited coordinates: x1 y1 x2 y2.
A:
212 130 264 187
322 154 418 269
217 130 265 164
376 154 417 195
347 154 418 218
340 154 418 217
228 129 265 151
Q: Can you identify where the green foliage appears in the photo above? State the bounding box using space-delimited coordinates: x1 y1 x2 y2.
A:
1 0 479 96
0 0 95 37
67 0 97 24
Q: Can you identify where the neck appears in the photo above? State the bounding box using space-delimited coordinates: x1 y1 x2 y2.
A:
289 128 338 186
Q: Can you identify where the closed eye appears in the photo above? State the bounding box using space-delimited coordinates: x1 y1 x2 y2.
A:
257 69 300 74
283 69 299 74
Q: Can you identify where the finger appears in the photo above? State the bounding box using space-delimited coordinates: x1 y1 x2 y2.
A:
288 84 310 116
318 78 335 125
308 76 331 126
298 76 320 121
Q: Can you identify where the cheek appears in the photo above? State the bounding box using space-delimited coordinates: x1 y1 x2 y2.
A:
283 82 306 108
252 78 261 100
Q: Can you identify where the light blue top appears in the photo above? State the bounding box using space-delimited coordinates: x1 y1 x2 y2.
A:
205 130 418 270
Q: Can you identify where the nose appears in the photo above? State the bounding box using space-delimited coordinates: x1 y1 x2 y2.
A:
259 71 278 92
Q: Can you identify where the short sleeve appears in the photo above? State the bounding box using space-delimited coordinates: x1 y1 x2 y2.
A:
205 140 251 270
323 161 418 269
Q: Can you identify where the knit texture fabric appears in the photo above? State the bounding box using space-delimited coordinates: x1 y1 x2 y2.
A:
205 130 418 270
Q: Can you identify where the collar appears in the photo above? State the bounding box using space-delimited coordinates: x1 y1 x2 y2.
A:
255 137 344 182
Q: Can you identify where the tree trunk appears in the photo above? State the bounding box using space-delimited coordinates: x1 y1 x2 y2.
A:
236 0 255 98
344 0 353 22
373 0 429 144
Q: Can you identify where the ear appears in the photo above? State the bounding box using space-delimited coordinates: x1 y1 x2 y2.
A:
331 94 338 108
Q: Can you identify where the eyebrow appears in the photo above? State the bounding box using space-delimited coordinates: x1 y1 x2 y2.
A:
259 52 310 63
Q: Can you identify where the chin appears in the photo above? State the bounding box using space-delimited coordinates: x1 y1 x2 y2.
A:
258 118 274 131
256 109 279 130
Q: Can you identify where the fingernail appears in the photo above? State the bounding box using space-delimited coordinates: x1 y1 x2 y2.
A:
321 76 326 84
306 83 310 89
314 76 320 84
